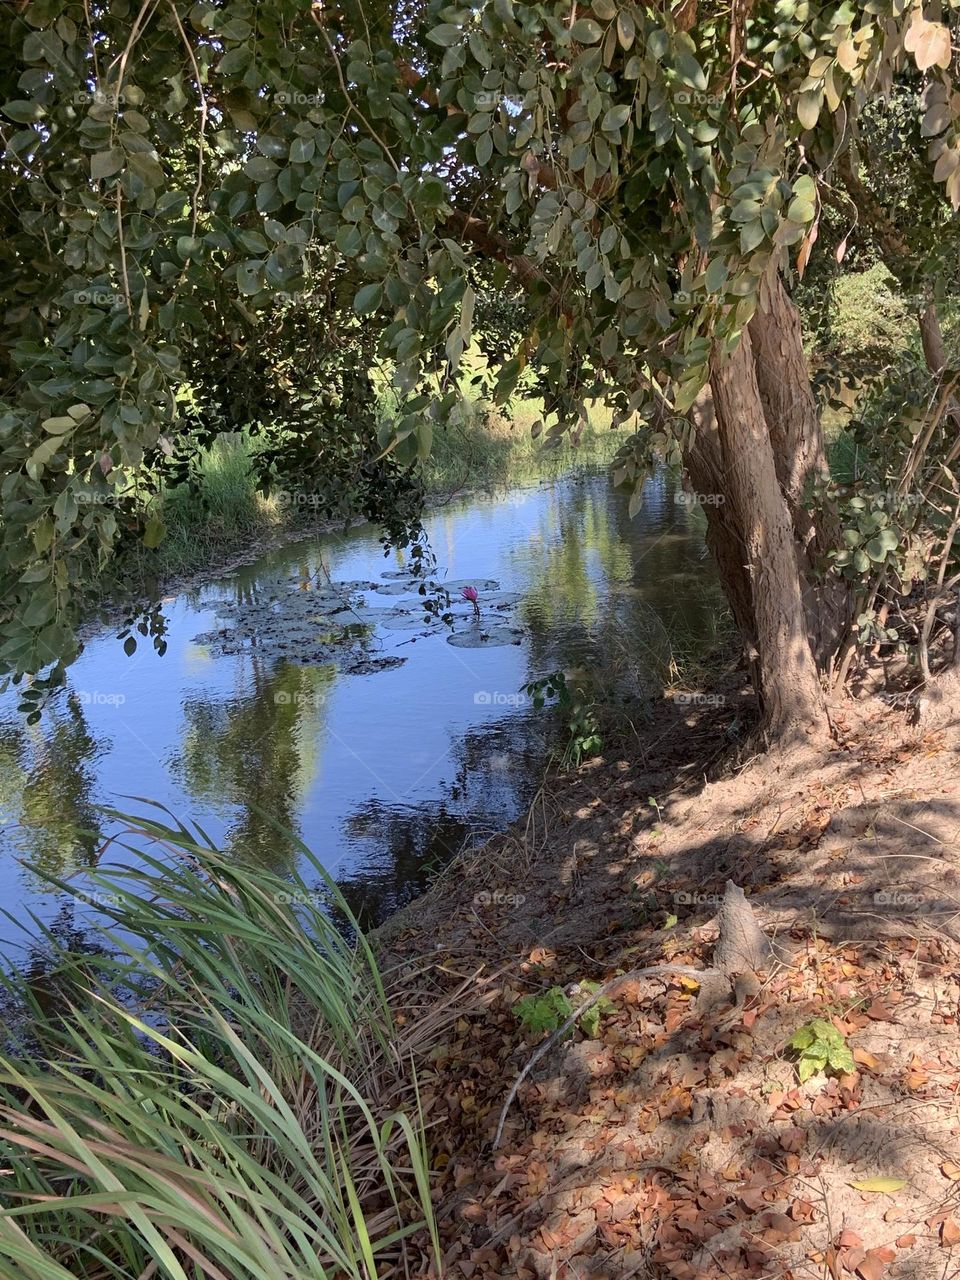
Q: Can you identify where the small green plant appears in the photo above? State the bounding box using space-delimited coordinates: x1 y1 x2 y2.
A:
787 1018 855 1082
577 980 616 1037
523 671 603 768
514 982 615 1038
515 986 573 1035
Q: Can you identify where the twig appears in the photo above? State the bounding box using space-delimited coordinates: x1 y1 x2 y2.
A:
492 962 705 1149
167 0 208 243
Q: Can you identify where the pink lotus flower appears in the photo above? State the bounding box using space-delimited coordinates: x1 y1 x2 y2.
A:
460 585 481 620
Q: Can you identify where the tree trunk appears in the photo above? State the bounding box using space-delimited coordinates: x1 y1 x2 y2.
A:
684 388 758 659
748 272 850 671
710 329 829 743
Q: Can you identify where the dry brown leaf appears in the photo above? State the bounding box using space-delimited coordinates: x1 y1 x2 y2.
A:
853 1046 882 1071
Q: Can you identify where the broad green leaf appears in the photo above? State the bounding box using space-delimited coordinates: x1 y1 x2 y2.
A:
570 18 603 43
90 148 124 180
353 283 383 315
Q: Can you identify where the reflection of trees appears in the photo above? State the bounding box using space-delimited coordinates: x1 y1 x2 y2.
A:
0 693 103 882
515 469 724 685
337 710 547 928
173 659 335 872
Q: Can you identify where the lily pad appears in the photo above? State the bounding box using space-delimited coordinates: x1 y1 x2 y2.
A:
343 655 407 675
442 578 500 593
371 582 420 596
447 624 523 648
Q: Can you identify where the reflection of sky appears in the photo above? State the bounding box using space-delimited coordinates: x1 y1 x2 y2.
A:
0 467 722 948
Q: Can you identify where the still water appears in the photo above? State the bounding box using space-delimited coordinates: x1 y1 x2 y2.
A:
0 467 723 957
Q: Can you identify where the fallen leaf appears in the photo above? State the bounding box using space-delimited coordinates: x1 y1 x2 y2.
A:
941 1217 960 1247
857 1246 895 1280
850 1177 908 1194
853 1047 882 1072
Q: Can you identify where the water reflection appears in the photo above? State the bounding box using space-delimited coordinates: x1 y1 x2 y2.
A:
172 661 336 872
0 693 104 880
0 467 723 945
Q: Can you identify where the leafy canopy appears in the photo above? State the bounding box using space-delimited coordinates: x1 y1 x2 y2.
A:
2 0 958 708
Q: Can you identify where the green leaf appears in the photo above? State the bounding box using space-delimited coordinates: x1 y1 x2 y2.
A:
3 99 43 124
353 283 383 315
797 90 822 130
426 23 462 46
143 516 166 549
674 52 707 91
90 148 124 180
570 18 603 43
602 104 631 133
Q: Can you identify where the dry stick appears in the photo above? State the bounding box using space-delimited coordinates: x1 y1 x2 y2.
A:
492 963 704 1150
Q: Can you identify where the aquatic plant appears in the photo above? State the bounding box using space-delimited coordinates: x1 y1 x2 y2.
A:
460 585 481 621
0 809 438 1280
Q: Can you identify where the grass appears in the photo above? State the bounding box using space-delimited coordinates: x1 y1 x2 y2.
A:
139 399 630 589
420 398 629 495
0 808 438 1280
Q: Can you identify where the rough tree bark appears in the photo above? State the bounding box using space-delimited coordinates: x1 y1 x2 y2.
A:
710 329 829 742
684 388 758 659
748 272 850 671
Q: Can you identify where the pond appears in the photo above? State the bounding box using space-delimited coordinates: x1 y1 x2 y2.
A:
0 466 724 962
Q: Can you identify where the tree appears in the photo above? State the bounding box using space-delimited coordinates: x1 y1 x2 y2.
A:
3 0 960 742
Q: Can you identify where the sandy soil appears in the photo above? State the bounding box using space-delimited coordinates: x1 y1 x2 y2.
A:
380 682 960 1280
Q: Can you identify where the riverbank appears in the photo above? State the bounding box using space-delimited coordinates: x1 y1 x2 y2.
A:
129 409 630 603
380 684 960 1280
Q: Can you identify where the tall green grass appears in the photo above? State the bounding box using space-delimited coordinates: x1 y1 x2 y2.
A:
420 400 630 494
0 809 437 1280
148 430 284 579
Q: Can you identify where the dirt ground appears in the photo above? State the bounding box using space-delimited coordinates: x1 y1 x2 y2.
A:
380 680 960 1280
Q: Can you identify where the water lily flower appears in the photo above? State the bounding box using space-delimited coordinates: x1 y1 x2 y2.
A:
460 585 481 620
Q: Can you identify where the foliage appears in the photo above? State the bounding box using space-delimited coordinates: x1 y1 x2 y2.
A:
0 808 438 1280
3 0 960 701
513 980 614 1038
787 1018 855 1083
524 670 603 768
